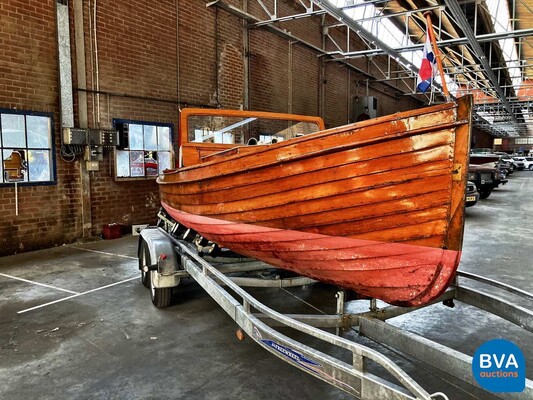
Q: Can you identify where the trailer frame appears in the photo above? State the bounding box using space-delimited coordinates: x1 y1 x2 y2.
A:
137 225 533 400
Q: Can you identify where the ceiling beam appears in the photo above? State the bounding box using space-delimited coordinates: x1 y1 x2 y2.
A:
444 0 520 126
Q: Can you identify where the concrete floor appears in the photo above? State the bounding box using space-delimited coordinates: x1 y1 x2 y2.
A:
1 171 532 399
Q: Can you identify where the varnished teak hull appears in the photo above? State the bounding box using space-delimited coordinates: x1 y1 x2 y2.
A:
159 97 472 306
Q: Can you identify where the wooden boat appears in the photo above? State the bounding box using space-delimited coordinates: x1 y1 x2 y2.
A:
157 95 473 307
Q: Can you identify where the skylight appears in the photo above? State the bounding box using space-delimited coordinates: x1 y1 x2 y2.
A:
327 0 450 92
484 0 522 90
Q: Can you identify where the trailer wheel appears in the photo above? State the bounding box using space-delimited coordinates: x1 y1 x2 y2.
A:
150 271 172 308
139 240 151 288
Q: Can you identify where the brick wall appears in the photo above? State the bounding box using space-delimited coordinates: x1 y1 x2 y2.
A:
249 30 290 112
0 0 82 255
1 0 426 256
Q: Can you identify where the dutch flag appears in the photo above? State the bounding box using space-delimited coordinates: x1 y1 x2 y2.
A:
417 34 436 93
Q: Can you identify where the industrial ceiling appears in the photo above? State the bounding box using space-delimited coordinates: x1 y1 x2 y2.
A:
209 0 533 137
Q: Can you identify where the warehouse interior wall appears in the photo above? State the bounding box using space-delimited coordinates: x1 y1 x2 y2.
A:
0 0 423 256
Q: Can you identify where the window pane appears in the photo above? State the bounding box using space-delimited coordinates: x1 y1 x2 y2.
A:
116 150 130 177
158 151 171 173
2 114 26 148
143 125 157 151
145 151 158 176
27 116 51 148
129 124 143 150
130 151 144 177
28 150 51 181
157 126 170 150
2 149 28 182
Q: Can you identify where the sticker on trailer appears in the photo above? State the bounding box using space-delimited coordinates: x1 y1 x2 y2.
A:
252 326 359 395
259 338 359 395
260 339 322 372
252 327 322 373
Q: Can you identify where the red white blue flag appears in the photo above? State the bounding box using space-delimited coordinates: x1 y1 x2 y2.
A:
417 34 436 93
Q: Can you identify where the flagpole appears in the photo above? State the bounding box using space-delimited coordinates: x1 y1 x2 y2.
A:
424 12 450 101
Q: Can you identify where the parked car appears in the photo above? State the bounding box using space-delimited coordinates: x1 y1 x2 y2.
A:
498 157 514 175
500 155 524 173
465 181 479 207
469 154 512 180
470 148 494 155
468 164 507 199
511 157 525 170
513 157 533 170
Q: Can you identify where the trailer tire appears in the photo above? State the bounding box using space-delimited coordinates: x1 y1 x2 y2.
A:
139 240 151 288
150 272 172 308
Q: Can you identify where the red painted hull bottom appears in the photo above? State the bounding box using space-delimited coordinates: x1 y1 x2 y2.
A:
162 203 461 307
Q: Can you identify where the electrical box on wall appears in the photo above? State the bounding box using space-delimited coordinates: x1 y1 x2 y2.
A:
88 129 119 146
63 128 118 147
86 161 99 171
63 128 88 145
353 96 378 121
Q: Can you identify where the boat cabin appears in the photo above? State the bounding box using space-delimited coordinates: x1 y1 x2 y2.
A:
178 108 325 167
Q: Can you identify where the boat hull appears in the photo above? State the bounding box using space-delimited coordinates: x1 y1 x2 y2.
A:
162 205 460 306
159 97 472 306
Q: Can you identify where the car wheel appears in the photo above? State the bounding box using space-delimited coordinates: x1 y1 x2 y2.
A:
139 240 151 288
529 165 533 171
479 188 492 199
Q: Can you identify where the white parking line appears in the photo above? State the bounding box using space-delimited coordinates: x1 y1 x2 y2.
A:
69 246 138 260
0 273 80 294
17 276 139 314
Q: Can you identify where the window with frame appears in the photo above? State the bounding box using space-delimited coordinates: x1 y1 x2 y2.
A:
114 120 173 178
514 138 533 145
0 110 54 184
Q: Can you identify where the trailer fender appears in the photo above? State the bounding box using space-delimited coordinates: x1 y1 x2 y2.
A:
138 228 181 289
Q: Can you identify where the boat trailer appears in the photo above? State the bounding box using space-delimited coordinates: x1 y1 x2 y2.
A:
138 219 533 400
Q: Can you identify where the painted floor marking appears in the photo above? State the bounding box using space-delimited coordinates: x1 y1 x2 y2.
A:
0 272 79 295
69 246 138 260
17 276 139 314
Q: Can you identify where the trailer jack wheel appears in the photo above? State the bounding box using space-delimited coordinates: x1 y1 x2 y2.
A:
150 272 172 308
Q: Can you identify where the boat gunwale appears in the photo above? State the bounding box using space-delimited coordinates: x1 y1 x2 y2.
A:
163 101 463 182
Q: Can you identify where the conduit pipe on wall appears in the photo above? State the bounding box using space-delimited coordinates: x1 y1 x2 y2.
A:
288 41 293 114
93 0 101 125
74 0 92 238
215 6 221 107
56 0 75 128
176 0 180 103
88 0 96 127
242 0 249 110
73 0 88 128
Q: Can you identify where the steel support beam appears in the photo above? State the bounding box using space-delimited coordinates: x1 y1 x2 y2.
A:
444 0 520 125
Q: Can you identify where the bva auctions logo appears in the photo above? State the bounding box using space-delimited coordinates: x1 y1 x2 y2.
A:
472 338 525 392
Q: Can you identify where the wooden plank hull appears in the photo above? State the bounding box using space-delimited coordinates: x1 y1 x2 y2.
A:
162 206 460 306
159 97 473 306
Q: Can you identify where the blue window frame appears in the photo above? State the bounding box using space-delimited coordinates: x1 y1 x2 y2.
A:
113 119 173 179
0 109 55 185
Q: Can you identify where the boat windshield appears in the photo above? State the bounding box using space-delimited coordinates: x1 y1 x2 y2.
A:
187 115 321 145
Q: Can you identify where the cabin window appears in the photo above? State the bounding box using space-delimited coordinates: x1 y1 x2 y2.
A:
187 116 321 145
113 120 173 179
0 110 55 185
